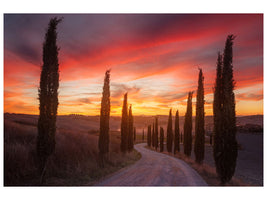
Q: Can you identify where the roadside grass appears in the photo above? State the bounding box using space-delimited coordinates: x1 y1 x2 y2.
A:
4 118 141 186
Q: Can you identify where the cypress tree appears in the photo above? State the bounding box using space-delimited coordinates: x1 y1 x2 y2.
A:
174 110 180 154
155 117 159 151
128 105 134 151
120 93 128 153
147 125 152 147
37 17 61 178
152 123 155 147
167 109 173 153
194 68 205 164
99 69 111 166
134 127 136 142
184 92 193 156
213 35 238 184
160 127 164 152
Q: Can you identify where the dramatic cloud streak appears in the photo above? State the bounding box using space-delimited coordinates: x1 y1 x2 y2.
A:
4 14 263 116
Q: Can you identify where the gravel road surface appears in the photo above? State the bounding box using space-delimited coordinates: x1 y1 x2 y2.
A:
95 143 207 186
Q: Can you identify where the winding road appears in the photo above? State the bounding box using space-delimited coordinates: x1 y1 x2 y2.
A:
95 143 208 186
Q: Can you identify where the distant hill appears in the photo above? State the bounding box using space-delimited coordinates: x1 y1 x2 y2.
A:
4 113 263 135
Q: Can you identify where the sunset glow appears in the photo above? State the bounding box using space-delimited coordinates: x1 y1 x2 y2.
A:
4 14 263 116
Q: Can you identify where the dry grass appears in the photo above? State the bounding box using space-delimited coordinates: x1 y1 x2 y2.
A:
4 115 141 186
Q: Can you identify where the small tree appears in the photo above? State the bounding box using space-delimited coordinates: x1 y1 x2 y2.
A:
99 69 111 166
167 109 173 153
160 127 164 152
194 68 205 164
152 123 155 147
142 129 145 141
134 127 136 142
37 17 61 180
184 92 193 156
147 125 152 147
120 93 128 153
128 105 134 152
155 116 159 151
174 110 180 154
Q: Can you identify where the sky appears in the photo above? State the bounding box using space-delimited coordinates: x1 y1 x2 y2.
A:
4 14 263 116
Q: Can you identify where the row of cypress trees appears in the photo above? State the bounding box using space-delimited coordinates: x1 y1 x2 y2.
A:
37 17 237 184
147 67 204 163
144 35 237 184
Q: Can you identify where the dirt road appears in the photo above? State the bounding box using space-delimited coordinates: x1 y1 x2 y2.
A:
95 143 207 186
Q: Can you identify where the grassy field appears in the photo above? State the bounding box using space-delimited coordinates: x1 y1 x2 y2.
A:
4 113 141 186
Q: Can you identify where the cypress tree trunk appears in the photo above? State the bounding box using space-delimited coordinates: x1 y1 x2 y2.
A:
194 68 205 164
128 105 134 152
184 92 193 156
155 117 159 151
147 125 151 147
167 109 173 153
120 93 128 153
214 35 238 184
174 110 180 154
99 70 111 166
160 127 164 152
37 17 61 179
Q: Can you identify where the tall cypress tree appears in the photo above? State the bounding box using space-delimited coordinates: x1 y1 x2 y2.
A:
194 68 205 164
37 17 61 177
155 117 159 151
128 105 134 151
184 92 193 156
99 70 110 165
167 109 173 153
160 127 164 152
213 35 238 184
147 125 152 147
120 93 128 153
174 110 180 154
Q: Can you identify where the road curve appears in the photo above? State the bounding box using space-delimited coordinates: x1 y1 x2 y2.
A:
95 143 208 186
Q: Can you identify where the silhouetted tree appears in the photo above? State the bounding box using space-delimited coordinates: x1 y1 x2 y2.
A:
147 125 152 147
99 69 111 166
142 129 145 141
152 123 155 147
37 17 61 181
210 135 212 145
128 105 134 151
194 68 205 164
134 127 136 142
213 35 238 184
167 109 173 153
184 92 193 156
174 110 180 154
155 117 159 151
120 93 128 153
160 127 164 152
